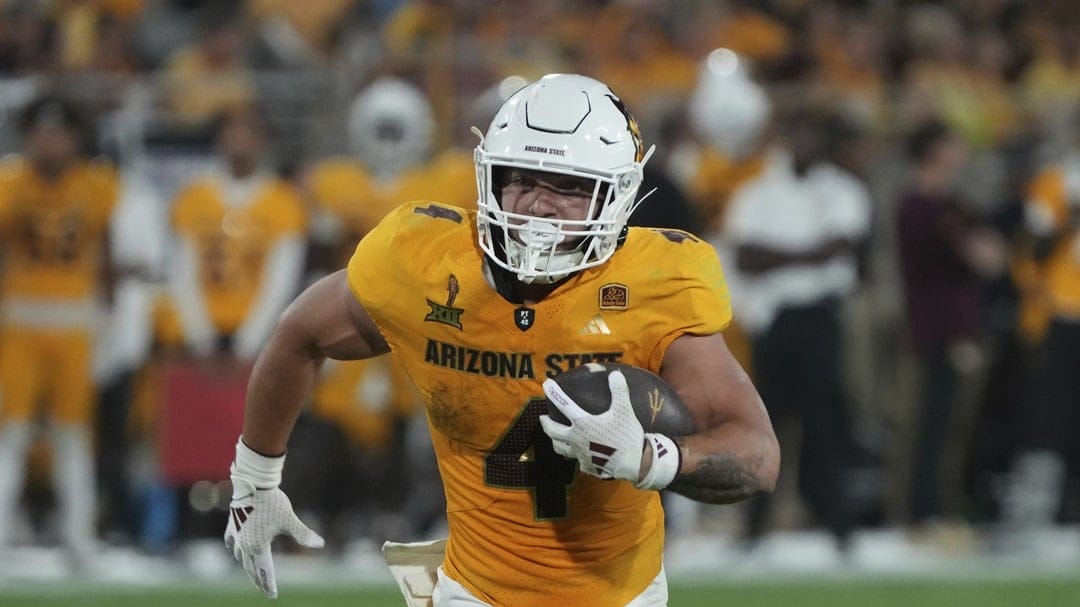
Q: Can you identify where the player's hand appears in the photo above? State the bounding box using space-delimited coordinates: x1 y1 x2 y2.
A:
540 369 646 483
224 440 324 599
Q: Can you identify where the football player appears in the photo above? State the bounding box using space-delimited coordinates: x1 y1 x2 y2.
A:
224 74 779 606
168 104 308 364
301 77 470 544
999 138 1080 538
0 96 119 565
161 104 307 531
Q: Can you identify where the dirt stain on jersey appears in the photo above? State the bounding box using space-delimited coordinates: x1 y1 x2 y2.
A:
426 386 481 440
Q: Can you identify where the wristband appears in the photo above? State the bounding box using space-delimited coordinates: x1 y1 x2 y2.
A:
231 438 285 489
635 434 680 491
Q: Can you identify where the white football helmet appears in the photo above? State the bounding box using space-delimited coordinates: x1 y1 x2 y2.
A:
475 74 653 284
348 77 435 180
687 49 771 160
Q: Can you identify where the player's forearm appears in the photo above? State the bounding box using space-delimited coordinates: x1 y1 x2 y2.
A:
241 319 324 456
668 423 780 504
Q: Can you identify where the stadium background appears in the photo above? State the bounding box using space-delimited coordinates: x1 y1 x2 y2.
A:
1 0 1080 605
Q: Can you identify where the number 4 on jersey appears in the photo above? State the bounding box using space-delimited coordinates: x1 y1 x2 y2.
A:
484 398 577 519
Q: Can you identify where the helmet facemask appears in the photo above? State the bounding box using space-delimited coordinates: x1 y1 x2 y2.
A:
473 74 653 284
476 152 647 284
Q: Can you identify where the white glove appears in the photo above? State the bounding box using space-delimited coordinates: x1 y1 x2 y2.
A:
539 370 680 490
224 439 325 599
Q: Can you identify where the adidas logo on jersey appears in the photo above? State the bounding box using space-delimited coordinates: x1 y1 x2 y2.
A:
579 315 611 335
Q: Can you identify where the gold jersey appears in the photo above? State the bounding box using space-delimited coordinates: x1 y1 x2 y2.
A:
0 157 118 300
171 174 307 335
1026 165 1080 319
347 202 731 606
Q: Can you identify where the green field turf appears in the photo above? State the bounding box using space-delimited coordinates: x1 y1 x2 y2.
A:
1 577 1078 607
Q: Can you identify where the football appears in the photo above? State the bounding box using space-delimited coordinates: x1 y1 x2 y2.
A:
545 362 696 436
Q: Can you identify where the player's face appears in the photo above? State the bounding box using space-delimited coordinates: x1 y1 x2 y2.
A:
499 169 598 247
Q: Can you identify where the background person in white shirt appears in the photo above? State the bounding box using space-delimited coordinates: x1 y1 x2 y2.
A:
722 105 872 553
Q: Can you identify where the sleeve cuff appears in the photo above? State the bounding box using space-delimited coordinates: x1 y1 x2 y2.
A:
230 437 285 489
635 434 680 491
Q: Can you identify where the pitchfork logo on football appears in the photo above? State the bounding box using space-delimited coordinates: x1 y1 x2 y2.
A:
425 274 464 330
647 388 665 426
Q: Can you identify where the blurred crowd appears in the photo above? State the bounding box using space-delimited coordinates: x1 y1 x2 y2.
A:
0 0 1079 569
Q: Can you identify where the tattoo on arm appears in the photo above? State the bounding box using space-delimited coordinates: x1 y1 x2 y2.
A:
667 449 763 504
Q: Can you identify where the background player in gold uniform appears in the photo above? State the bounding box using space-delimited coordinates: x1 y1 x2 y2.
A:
999 143 1080 539
0 96 119 566
301 77 465 544
163 104 307 539
224 74 779 606
168 105 307 363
